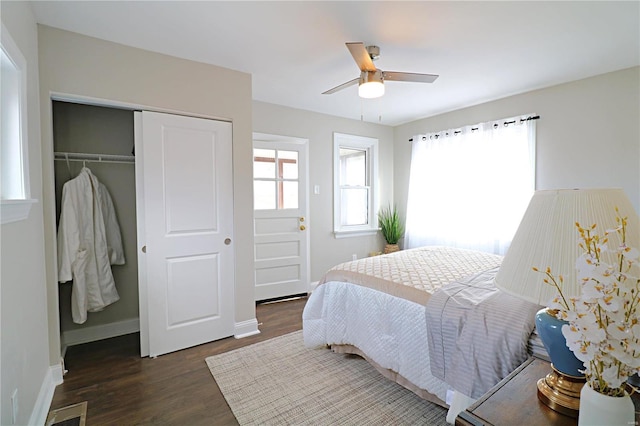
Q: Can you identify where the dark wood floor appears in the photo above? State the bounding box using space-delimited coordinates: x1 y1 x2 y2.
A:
50 297 308 425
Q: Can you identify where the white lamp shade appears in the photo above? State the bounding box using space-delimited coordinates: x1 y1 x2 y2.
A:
495 188 640 305
358 70 384 98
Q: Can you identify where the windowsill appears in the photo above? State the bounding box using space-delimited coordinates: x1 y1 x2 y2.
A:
333 228 379 239
1 199 37 224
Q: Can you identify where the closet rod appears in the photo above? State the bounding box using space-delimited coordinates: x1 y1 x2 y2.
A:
54 151 135 164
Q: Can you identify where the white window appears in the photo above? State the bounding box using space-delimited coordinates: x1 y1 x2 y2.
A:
1 24 35 224
333 132 378 237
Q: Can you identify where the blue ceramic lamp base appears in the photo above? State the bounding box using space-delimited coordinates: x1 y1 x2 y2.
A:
535 308 586 417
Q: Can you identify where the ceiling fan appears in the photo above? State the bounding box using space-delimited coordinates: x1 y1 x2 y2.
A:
323 42 439 98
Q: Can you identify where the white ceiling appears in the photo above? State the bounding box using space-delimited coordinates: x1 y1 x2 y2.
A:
29 1 640 126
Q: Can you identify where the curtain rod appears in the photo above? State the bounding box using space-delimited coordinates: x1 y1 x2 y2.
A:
408 115 540 142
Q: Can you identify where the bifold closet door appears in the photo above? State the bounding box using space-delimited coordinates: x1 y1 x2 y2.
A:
135 111 234 357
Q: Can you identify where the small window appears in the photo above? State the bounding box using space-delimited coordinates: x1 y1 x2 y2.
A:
253 148 299 210
333 133 378 237
1 23 36 224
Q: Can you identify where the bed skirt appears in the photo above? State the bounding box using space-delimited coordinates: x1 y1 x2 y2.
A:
330 343 447 409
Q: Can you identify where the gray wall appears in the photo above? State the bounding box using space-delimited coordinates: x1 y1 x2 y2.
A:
0 3 51 425
52 101 139 339
38 25 255 366
2 10 638 423
252 101 394 281
394 67 640 231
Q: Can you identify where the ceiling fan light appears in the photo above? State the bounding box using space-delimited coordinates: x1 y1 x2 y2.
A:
358 70 384 98
359 81 384 98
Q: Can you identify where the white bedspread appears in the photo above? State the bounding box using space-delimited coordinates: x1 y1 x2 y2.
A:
303 281 450 403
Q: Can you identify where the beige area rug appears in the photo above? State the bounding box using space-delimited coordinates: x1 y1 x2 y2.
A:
206 331 448 425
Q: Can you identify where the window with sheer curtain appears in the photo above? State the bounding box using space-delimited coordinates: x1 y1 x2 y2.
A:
404 115 536 255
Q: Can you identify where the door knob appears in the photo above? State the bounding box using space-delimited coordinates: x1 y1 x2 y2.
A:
141 245 147 253
224 238 232 245
299 225 306 231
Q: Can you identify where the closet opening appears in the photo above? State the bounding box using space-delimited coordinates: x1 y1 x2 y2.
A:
53 100 140 357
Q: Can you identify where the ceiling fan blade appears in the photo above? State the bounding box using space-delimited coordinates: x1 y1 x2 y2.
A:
383 71 439 83
346 42 376 72
322 77 359 95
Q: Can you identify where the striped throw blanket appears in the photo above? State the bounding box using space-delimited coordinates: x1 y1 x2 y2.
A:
425 266 541 399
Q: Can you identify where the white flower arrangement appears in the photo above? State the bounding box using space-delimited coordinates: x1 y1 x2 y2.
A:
534 209 640 397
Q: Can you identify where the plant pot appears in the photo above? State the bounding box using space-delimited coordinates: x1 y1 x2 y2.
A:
384 244 399 254
578 382 634 426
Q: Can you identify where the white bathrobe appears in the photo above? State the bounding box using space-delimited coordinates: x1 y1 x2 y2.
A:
57 167 125 324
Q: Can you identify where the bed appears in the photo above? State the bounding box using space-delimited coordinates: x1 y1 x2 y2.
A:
302 246 544 423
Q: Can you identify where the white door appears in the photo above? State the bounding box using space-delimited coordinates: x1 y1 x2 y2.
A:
253 133 310 301
136 111 234 357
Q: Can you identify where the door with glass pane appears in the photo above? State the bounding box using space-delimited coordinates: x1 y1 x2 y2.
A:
253 134 309 301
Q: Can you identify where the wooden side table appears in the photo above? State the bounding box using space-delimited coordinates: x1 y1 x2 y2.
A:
456 357 640 426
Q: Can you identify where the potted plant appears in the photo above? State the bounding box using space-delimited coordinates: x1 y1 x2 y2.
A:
378 204 405 254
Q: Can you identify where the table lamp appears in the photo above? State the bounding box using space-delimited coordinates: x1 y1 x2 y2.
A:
494 188 640 417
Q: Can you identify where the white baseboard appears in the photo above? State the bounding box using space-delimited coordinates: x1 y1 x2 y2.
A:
29 363 64 426
50 360 65 385
62 318 140 347
308 280 319 293
234 318 260 339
